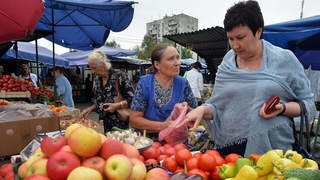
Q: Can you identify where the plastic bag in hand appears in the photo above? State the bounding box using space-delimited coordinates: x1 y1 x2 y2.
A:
158 103 189 145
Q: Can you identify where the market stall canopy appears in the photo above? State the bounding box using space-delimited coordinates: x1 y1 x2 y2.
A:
264 15 320 70
0 0 44 43
61 46 138 67
1 42 69 67
36 0 136 50
180 59 207 69
164 26 228 60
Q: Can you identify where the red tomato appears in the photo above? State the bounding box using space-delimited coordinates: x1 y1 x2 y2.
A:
163 143 173 149
162 157 178 173
151 141 162 149
210 166 221 180
224 153 240 164
193 152 202 159
144 158 158 166
0 163 13 177
186 157 198 171
156 154 168 162
175 149 192 166
226 161 235 166
174 166 185 173
163 147 176 157
213 155 225 167
204 149 221 157
197 154 216 172
158 146 166 154
138 155 145 162
141 146 159 159
174 143 187 152
187 168 209 180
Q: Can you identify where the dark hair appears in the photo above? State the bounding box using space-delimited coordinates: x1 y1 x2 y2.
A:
192 62 202 69
223 0 264 39
52 66 65 74
150 43 174 73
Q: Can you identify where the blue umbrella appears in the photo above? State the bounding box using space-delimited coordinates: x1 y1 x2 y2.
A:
36 0 136 51
2 42 69 67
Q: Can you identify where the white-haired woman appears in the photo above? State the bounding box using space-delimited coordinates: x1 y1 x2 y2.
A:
80 50 134 133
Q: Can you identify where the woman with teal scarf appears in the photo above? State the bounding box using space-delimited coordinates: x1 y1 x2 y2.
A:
178 0 316 157
130 44 197 141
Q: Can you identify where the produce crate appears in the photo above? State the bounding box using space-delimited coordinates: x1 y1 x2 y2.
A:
60 119 103 133
0 116 60 157
0 90 31 98
53 108 80 120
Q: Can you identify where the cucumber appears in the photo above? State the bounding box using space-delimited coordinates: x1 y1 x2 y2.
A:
282 168 320 180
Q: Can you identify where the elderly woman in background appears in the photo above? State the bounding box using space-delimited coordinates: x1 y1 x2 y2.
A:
129 43 197 140
52 66 74 108
80 50 134 133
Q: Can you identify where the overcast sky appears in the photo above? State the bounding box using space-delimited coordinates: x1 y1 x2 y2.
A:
40 0 320 54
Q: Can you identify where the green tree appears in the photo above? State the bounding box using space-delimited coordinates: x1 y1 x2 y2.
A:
138 34 157 60
105 40 121 48
180 47 193 59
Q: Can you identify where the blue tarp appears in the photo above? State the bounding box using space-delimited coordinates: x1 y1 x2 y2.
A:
180 58 207 69
61 46 138 67
264 15 320 70
1 42 69 67
36 0 135 50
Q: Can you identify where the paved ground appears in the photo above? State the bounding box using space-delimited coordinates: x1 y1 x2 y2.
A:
74 102 99 122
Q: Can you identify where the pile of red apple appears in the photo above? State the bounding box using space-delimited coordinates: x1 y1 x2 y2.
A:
12 123 170 180
0 74 54 98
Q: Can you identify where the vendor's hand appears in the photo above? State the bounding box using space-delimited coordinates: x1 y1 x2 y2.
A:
259 103 284 119
103 103 118 113
177 106 206 129
161 120 174 130
80 108 91 119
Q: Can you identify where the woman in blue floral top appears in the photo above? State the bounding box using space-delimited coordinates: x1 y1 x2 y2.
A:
80 50 134 133
130 43 197 140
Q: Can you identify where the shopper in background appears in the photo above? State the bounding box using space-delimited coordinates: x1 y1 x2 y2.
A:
19 64 43 89
80 50 134 133
130 43 197 140
184 62 203 103
85 73 93 102
178 0 316 157
52 66 75 108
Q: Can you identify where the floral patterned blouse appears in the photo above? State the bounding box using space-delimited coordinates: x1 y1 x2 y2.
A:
92 68 134 132
131 76 197 112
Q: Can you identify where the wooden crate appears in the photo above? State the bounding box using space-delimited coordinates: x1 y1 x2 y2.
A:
0 90 31 98
53 109 80 120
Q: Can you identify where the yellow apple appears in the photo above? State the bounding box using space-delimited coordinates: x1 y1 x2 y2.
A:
104 154 133 180
26 151 45 168
65 123 84 140
67 166 103 180
68 126 101 157
18 162 28 179
129 158 147 180
32 146 42 155
26 158 48 177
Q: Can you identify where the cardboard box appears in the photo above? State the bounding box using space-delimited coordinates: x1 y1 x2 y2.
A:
0 116 60 157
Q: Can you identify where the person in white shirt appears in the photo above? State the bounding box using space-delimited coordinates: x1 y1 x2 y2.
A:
184 62 203 103
19 64 43 89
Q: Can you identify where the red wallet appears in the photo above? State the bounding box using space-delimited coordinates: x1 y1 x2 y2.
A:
264 95 280 114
